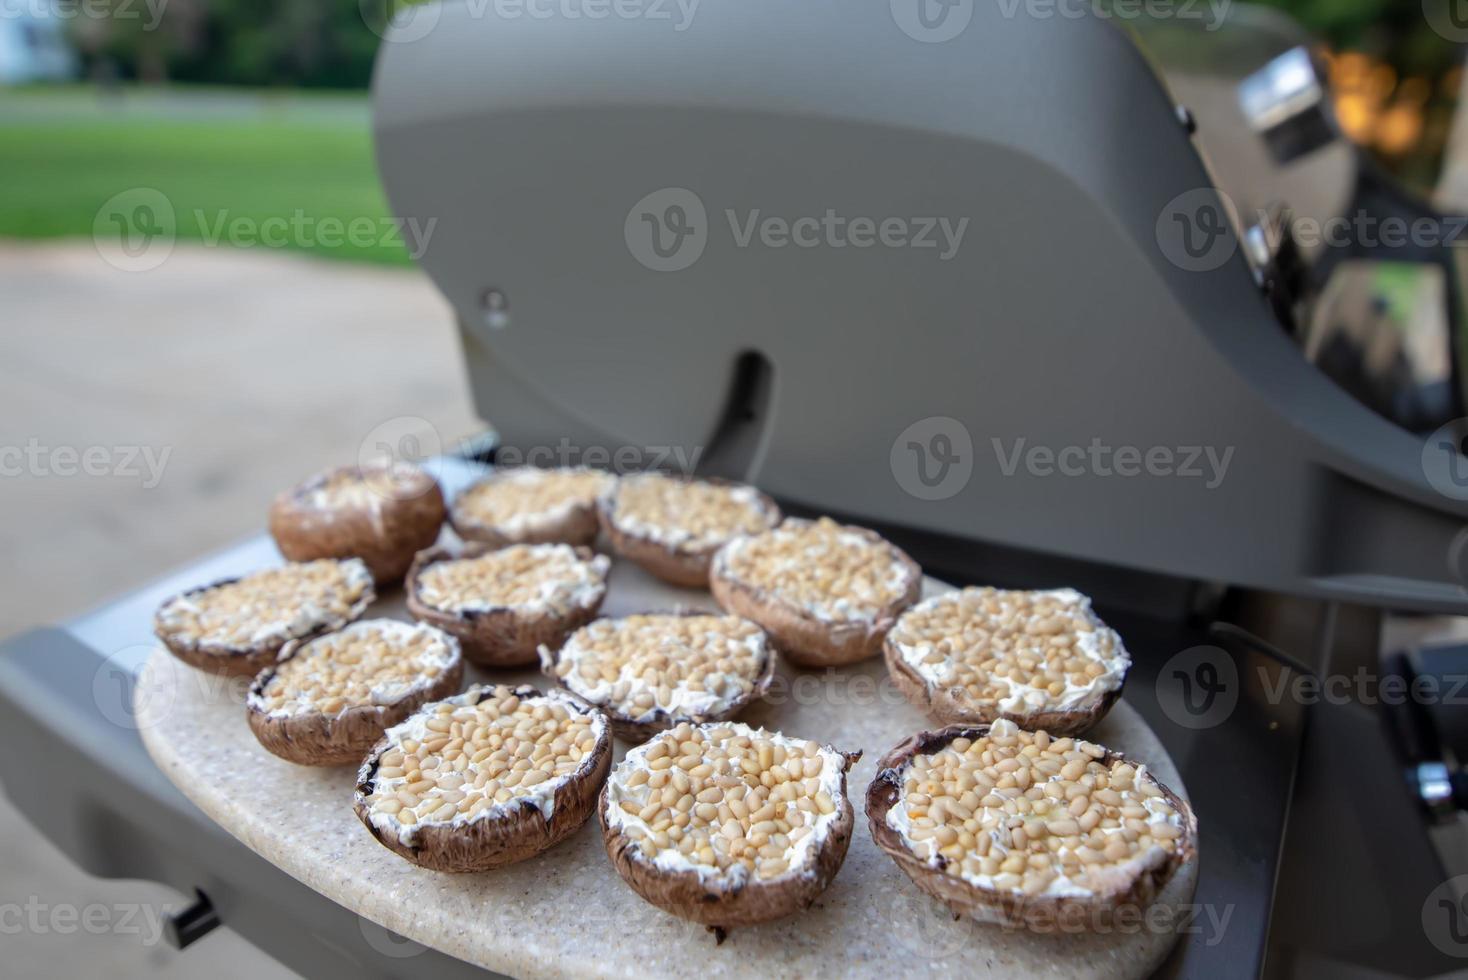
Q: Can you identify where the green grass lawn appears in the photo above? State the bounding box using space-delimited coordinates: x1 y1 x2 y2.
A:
0 87 410 266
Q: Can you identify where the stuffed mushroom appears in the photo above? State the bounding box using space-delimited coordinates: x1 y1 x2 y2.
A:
866 720 1197 933
154 558 374 677
354 684 612 872
600 721 859 932
246 619 463 766
599 473 780 588
884 587 1130 736
710 517 921 667
269 462 445 585
406 542 610 667
540 612 776 742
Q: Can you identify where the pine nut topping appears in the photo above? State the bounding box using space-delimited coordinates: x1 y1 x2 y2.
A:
889 588 1130 714
714 517 917 622
608 474 778 552
885 720 1184 898
361 685 606 843
301 461 434 507
453 468 613 537
415 544 609 615
546 614 771 724
156 559 373 650
605 722 847 883
248 620 459 718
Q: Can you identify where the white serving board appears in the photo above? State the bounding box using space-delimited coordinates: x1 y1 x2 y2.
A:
136 557 1197 980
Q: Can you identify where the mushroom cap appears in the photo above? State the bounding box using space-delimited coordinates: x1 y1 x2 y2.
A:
865 724 1198 933
268 463 446 585
598 476 780 589
246 622 465 766
883 637 1127 738
709 522 921 667
154 560 375 678
539 610 777 742
353 685 613 872
448 468 611 548
599 745 862 929
405 543 609 668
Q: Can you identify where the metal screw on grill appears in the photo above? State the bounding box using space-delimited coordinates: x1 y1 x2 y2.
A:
481 288 510 330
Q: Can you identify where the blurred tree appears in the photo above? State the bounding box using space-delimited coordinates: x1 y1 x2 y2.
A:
73 0 391 89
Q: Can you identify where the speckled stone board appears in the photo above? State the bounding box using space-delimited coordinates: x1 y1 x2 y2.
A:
137 558 1197 980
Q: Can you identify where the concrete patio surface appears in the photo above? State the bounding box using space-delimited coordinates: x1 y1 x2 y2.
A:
1 239 480 977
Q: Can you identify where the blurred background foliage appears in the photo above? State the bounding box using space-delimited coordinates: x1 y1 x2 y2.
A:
62 0 1461 90
68 0 1467 189
2 0 1464 263
72 0 398 88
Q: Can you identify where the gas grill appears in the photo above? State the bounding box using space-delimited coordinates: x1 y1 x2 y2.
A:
5 3 1468 977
